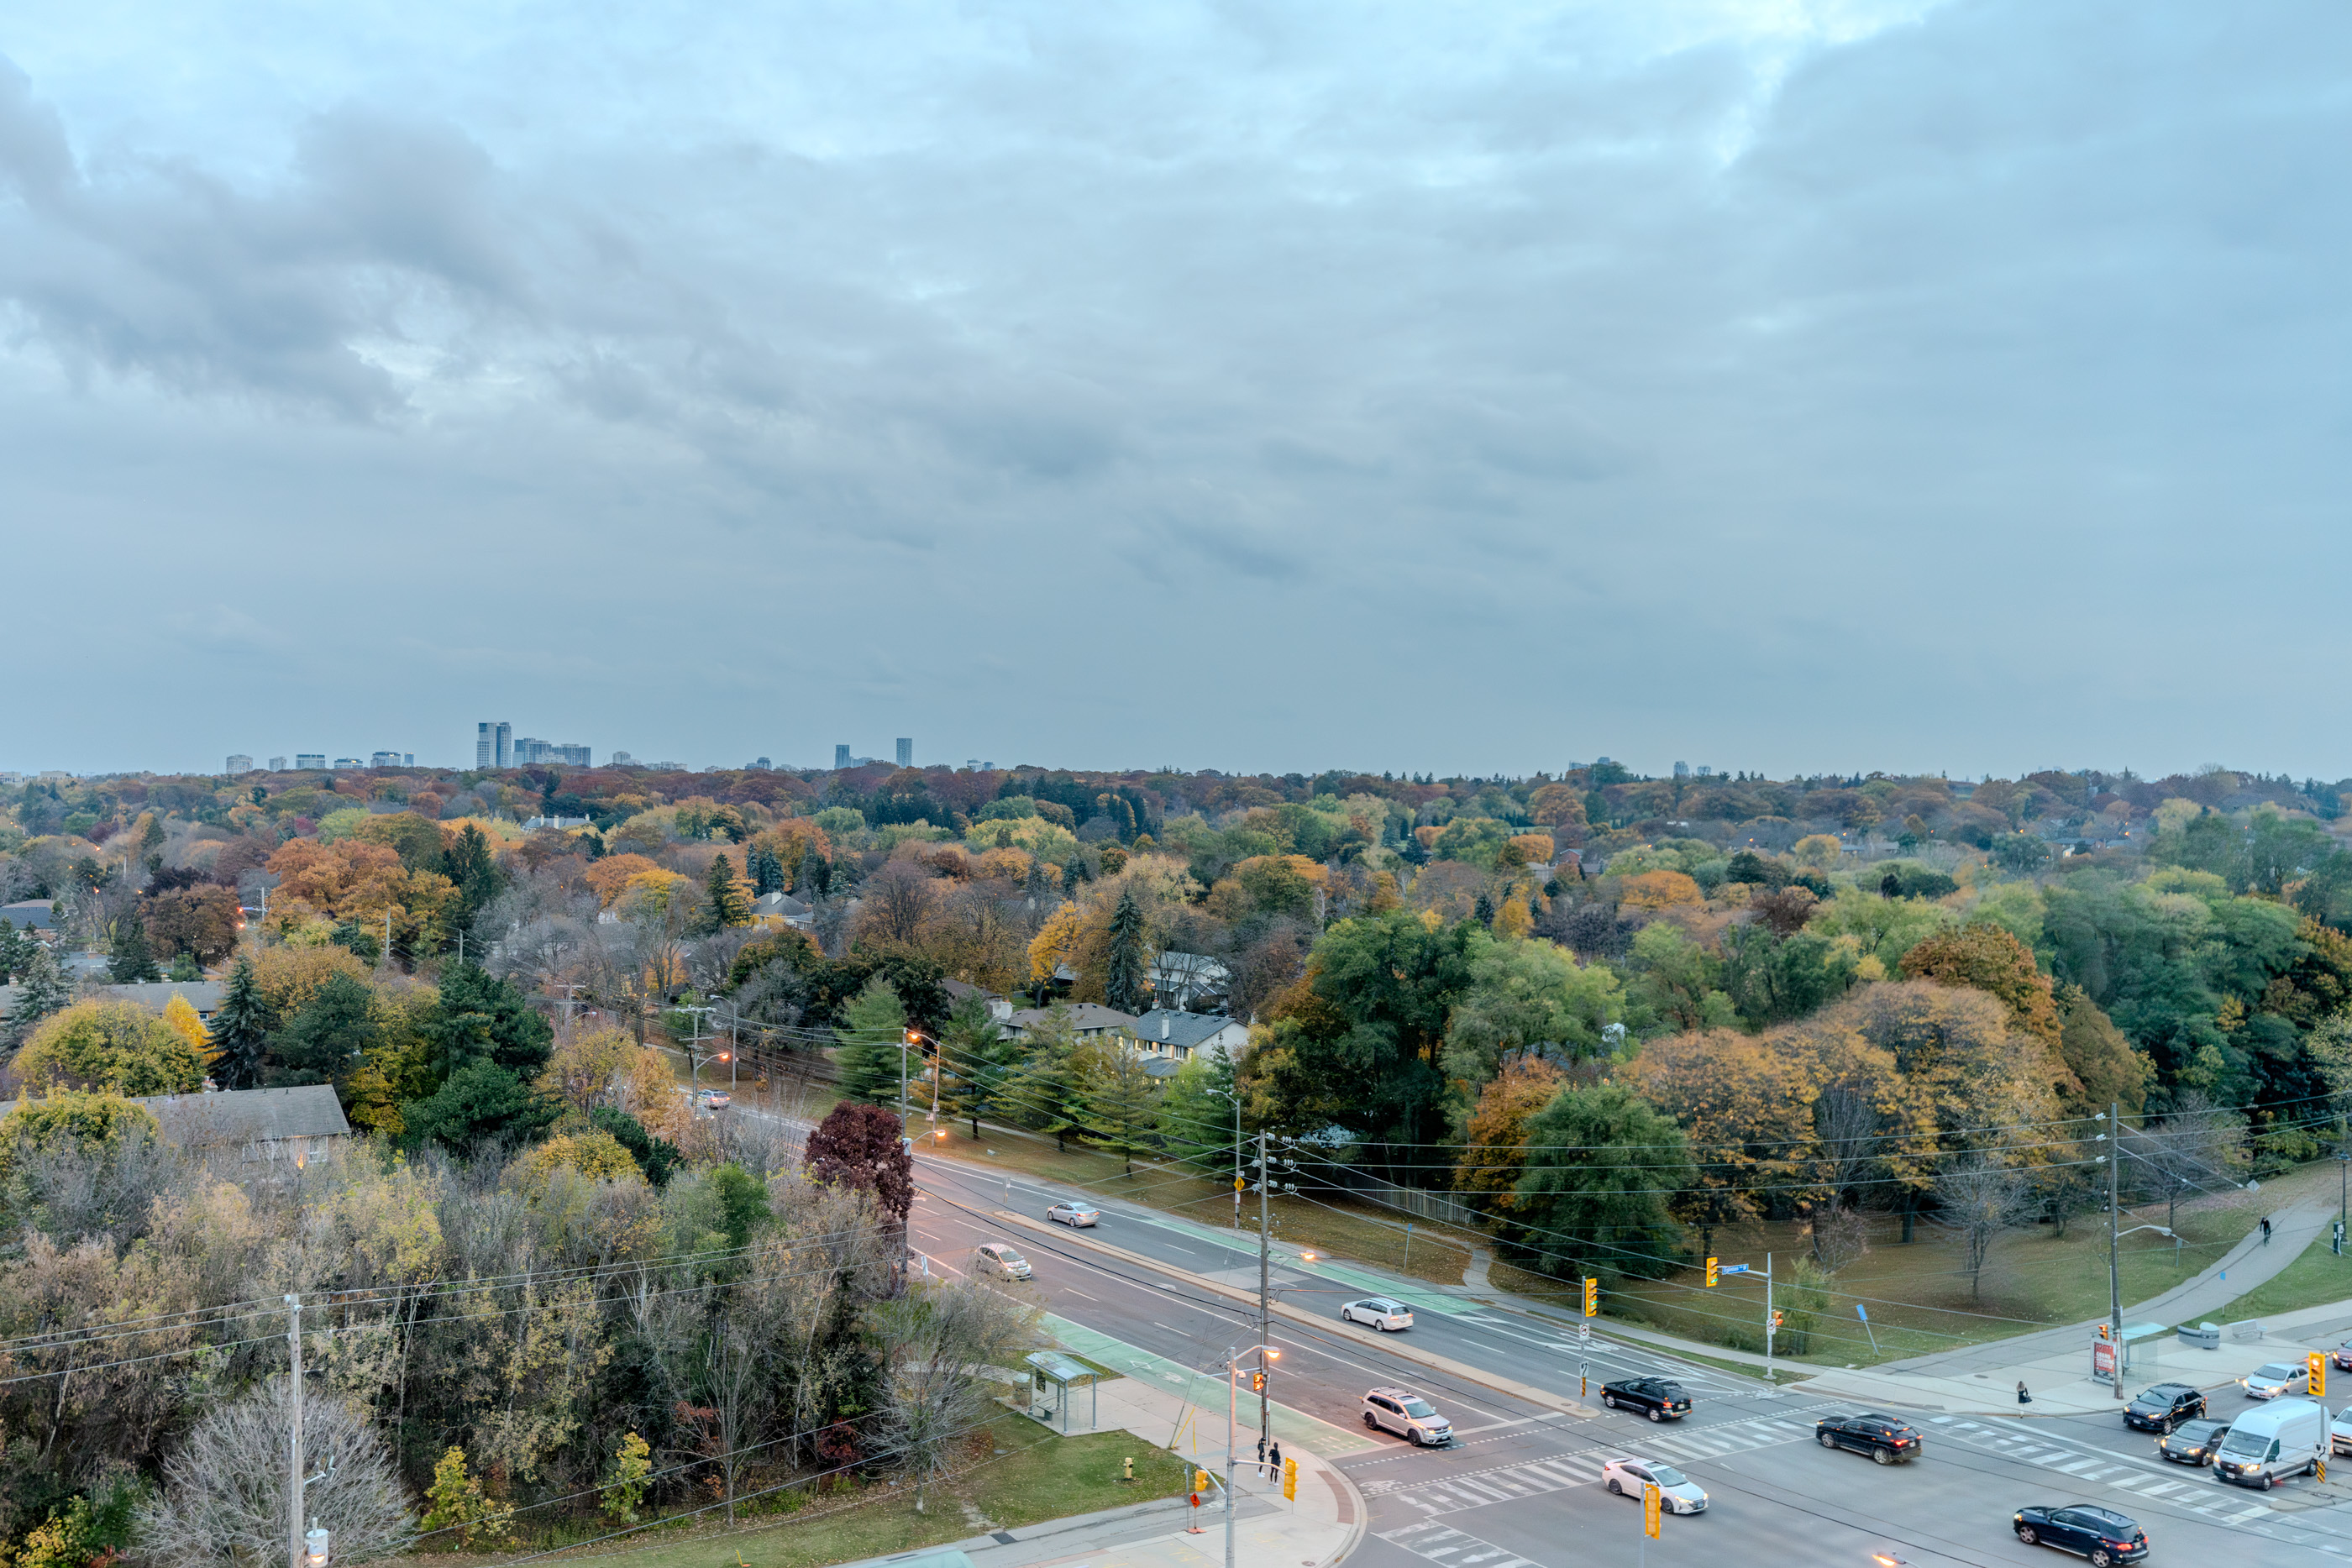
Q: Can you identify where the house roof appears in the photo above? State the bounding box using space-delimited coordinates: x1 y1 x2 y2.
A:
1134 1009 1242 1051
0 981 223 1016
751 891 811 917
941 978 1001 1004
0 899 55 929
1005 1004 1138 1033
0 1084 351 1146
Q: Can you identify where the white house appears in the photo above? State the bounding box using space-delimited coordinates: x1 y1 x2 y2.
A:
1131 1009 1249 1065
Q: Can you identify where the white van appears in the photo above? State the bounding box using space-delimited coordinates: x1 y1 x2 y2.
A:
974 1242 1032 1281
2215 1397 2327 1490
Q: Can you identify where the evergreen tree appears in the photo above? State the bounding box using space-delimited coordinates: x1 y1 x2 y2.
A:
424 963 554 1077
702 853 750 932
268 971 382 1088
402 1058 559 1155
748 845 785 896
0 919 21 983
439 823 505 935
1010 1004 1087 1151
1104 888 1152 1014
937 990 1024 1138
165 952 202 983
108 908 160 983
832 974 908 1105
207 953 276 1089
1473 892 1497 928
6 943 73 1041
1079 1037 1156 1176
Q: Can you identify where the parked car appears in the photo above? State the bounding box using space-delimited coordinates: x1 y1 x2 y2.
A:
1814 1412 1924 1465
2333 1340 2352 1372
696 1089 732 1109
2216 1398 2327 1489
1600 1377 1692 1422
2123 1382 2206 1432
1046 1202 1100 1227
1601 1457 1706 1514
2157 1419 2229 1466
1362 1387 1453 1446
2243 1361 2310 1399
1341 1298 1415 1331
974 1242 1032 1281
2332 1406 2352 1456
2013 1504 2148 1566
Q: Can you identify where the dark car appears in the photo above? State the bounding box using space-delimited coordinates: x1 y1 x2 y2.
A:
2334 1340 2352 1373
2157 1419 2229 1466
1815 1411 1924 1465
1600 1377 1692 1422
2013 1504 2148 1566
2124 1382 2207 1432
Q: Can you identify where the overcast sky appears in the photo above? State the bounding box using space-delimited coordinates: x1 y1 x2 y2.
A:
3 3 2345 782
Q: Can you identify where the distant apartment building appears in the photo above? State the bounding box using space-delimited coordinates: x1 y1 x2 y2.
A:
294 753 327 770
610 751 635 767
476 721 512 769
835 744 852 768
895 737 913 768
268 756 287 771
753 757 772 769
513 738 591 766
225 754 254 774
333 758 363 768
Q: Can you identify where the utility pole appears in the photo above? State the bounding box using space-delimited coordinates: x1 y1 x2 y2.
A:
1257 1130 1271 1472
2108 1099 2124 1399
1763 1253 1774 1386
286 1293 304 1568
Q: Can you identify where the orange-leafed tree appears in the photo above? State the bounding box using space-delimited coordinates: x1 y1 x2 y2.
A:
1453 1055 1567 1212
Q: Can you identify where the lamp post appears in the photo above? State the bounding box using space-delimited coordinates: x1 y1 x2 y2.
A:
1207 1086 1243 1240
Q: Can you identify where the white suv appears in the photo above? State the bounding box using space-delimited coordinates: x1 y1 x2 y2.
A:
1362 1387 1453 1446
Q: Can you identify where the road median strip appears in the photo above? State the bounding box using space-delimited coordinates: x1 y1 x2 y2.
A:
986 1209 1604 1421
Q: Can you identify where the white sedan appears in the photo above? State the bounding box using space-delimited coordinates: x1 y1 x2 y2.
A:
1047 1202 1100 1227
2244 1361 2309 1399
1601 1458 1707 1515
1341 1298 1415 1331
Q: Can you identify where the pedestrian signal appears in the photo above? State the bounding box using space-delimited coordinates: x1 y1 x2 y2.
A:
1642 1482 1662 1539
1582 1277 1599 1317
1194 1470 1210 1492
1768 1309 1783 1335
1704 1257 1719 1287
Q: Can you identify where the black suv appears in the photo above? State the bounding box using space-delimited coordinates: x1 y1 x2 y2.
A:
1814 1411 1924 1464
1600 1377 1692 1422
2014 1503 2148 1565
2123 1382 2206 1433
2157 1419 2228 1466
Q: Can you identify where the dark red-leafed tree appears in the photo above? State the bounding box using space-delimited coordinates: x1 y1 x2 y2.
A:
804 1101 913 1225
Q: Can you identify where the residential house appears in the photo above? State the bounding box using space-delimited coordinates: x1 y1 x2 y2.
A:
749 891 816 932
941 978 1013 1022
1003 1003 1138 1042
0 1084 351 1170
1132 1009 1249 1066
0 980 225 1021
1148 952 1230 1009
0 899 55 930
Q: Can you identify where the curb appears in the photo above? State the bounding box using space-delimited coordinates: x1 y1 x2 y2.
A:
990 1209 1602 1420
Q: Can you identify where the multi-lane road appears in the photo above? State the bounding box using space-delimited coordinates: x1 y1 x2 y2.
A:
898 1147 2352 1568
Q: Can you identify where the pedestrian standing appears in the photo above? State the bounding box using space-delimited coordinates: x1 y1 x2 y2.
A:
2017 1380 2032 1407
1269 1440 1284 1478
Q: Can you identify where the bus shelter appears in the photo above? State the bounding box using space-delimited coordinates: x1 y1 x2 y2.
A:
1023 1350 1100 1433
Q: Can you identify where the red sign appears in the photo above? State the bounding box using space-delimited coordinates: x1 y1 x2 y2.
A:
2092 1340 2118 1382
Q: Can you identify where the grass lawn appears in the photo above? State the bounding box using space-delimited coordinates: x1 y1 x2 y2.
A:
521 1413 1185 1568
1495 1188 2271 1368
2206 1234 2352 1325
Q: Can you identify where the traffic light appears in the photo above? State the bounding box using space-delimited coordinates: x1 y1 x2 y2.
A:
2097 1323 2109 1341
1252 1371 1266 1392
1283 1457 1298 1500
1642 1482 1662 1539
2312 1352 2328 1398
1768 1309 1783 1336
1704 1257 1719 1287
1583 1277 1599 1317
1194 1470 1211 1493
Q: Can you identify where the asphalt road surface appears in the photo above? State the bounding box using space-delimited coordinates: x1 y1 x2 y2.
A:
902 1147 2352 1567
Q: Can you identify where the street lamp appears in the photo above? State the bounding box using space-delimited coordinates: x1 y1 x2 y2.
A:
304 1523 329 1568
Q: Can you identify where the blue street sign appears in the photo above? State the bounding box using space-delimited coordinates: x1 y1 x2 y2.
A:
1856 1303 1869 1322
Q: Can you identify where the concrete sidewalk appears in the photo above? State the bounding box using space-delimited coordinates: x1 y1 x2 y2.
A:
911 1329 1365 1568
